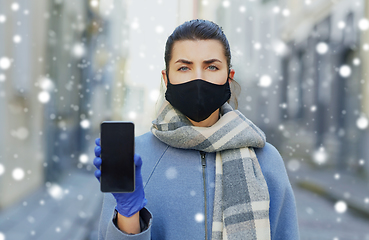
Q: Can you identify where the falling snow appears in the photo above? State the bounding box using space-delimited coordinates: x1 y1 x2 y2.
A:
165 167 178 180
47 183 64 200
79 154 89 164
259 75 272 87
39 78 54 91
80 119 91 129
11 127 29 140
150 89 160 102
339 65 351 78
0 15 6 23
13 35 21 43
338 21 346 29
287 159 300 172
334 201 347 214
12 168 25 181
72 43 85 58
0 1 369 239
312 147 328 165
0 57 11 70
38 91 50 103
316 42 329 55
195 213 204 223
356 116 368 129
353 58 361 65
358 18 369 31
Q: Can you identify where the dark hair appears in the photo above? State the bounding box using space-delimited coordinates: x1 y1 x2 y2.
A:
164 19 232 73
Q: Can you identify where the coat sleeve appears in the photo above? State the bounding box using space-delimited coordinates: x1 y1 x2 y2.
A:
255 142 300 240
98 193 152 240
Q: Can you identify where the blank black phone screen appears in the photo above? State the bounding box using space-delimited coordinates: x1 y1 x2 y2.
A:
100 121 135 193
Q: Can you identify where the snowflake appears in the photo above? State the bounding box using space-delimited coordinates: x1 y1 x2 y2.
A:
358 18 369 31
339 65 351 78
334 201 347 214
0 164 4 176
316 42 329 55
38 91 50 103
0 57 11 70
356 116 368 129
195 213 204 222
12 168 25 181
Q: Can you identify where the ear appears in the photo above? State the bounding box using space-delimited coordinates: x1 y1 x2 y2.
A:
228 69 235 83
162 69 168 87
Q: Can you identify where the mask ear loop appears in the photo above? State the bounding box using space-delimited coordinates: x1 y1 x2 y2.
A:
227 68 232 81
165 70 172 85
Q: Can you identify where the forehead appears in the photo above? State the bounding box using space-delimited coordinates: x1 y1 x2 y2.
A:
171 39 226 62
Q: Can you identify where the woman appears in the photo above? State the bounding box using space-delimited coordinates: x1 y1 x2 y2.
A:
94 19 299 240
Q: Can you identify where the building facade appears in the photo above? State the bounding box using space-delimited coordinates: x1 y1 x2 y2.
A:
279 0 369 176
0 0 131 210
0 0 49 209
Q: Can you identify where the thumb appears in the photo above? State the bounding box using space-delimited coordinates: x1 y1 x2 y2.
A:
134 154 142 169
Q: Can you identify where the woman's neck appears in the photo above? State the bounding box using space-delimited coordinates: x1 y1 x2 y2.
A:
188 109 220 127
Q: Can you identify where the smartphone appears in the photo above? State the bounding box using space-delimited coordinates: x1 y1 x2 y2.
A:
100 121 135 193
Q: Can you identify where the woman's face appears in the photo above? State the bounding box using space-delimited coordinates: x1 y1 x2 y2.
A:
162 39 235 85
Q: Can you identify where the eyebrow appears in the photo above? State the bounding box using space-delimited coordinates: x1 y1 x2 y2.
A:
204 59 222 64
174 59 193 64
174 58 222 64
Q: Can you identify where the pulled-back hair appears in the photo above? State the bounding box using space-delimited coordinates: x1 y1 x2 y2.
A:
164 19 232 73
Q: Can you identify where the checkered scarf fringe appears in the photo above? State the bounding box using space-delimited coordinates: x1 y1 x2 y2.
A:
151 101 271 240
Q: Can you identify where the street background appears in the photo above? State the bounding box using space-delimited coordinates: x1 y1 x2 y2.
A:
0 0 369 239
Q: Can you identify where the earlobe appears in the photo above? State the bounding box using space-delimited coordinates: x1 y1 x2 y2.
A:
162 70 168 87
228 69 235 82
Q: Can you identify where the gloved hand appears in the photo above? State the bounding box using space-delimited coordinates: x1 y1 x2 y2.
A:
94 137 147 218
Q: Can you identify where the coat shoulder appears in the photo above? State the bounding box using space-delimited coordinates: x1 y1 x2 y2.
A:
135 131 168 152
254 142 290 186
255 143 300 239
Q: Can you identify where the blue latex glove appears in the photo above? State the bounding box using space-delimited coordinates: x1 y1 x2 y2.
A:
94 137 147 217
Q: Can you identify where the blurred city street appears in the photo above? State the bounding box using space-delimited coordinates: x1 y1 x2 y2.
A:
294 185 369 240
0 168 102 240
1 0 369 239
290 164 369 240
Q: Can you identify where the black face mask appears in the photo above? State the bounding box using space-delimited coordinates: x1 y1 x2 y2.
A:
165 76 231 122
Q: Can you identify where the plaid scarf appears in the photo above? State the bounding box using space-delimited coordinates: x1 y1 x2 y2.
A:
151 101 271 240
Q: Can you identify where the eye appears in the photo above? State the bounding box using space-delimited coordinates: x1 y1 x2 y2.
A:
178 66 189 71
207 65 219 71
